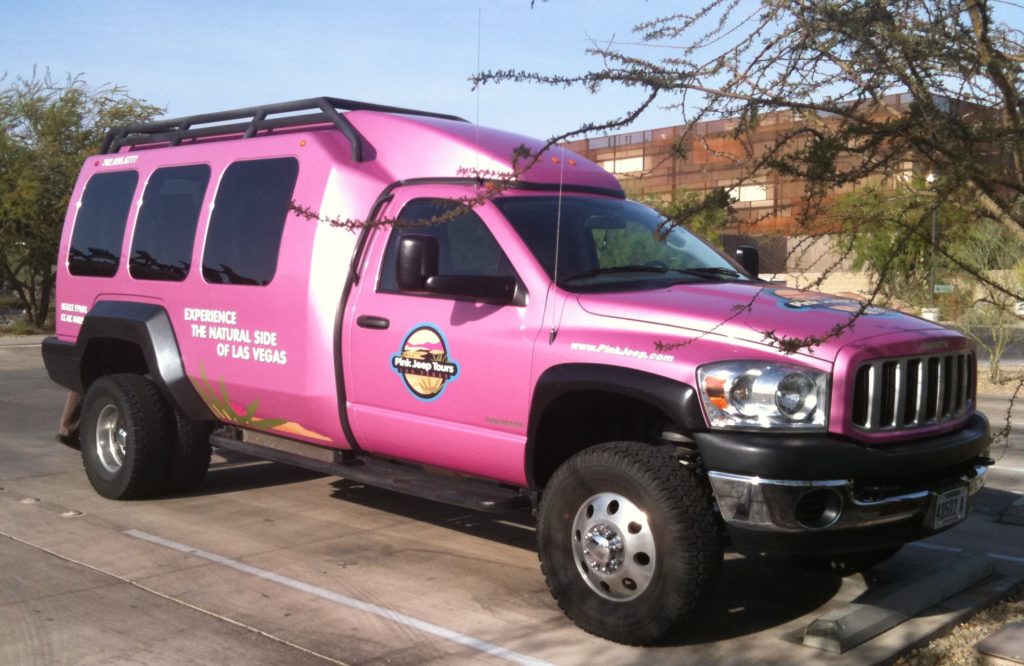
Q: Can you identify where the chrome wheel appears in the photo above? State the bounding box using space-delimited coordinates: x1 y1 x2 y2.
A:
95 404 127 474
572 492 656 601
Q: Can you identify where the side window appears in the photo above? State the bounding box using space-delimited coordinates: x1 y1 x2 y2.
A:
202 157 299 286
379 199 517 293
130 164 211 281
68 170 139 277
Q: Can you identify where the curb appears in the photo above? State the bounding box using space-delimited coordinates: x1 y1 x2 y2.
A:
0 335 47 347
803 551 996 654
1000 497 1024 527
977 621 1024 665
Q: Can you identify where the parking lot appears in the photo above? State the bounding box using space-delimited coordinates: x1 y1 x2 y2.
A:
2 339 1023 665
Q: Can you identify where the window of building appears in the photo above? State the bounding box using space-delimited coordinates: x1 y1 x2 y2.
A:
68 170 139 277
202 157 298 286
599 156 645 175
129 165 210 281
729 183 769 203
379 199 516 293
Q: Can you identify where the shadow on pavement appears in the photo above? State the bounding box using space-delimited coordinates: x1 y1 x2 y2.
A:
174 451 326 497
324 478 854 642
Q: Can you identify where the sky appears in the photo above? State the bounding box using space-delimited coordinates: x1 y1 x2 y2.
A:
0 0 704 141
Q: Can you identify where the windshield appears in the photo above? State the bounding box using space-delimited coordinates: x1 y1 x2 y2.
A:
494 195 750 292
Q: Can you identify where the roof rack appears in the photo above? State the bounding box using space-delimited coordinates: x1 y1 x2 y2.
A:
100 97 467 162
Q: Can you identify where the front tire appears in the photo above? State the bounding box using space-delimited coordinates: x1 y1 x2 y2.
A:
538 442 721 645
81 374 173 500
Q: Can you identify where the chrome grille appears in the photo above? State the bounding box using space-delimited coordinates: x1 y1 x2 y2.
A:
851 352 973 431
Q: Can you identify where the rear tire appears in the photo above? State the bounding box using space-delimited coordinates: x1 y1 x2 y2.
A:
81 374 173 500
537 442 721 645
162 414 213 494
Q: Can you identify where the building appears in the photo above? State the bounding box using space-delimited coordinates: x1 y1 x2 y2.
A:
562 93 959 273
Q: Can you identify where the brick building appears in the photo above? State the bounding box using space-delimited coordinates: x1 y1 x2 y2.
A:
562 93 956 273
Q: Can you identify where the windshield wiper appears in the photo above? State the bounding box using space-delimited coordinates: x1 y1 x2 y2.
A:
670 266 742 279
560 265 667 282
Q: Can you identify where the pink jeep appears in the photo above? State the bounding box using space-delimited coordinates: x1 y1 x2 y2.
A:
43 97 990 645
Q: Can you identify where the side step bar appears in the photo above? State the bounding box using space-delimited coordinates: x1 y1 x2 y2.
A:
210 433 534 514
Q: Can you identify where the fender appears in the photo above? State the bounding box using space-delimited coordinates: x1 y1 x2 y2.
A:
41 301 212 421
525 363 706 487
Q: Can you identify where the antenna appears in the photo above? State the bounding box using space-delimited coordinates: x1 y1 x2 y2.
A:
549 145 567 345
474 7 482 180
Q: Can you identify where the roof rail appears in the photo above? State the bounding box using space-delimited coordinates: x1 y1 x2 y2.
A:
100 97 467 162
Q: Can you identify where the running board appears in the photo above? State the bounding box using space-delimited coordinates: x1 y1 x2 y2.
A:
209 434 533 514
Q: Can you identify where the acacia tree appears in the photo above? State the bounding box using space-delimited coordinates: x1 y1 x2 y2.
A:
476 0 1024 347
831 184 967 306
951 219 1024 382
0 72 160 328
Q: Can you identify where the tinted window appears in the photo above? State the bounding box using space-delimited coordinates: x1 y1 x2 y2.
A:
202 157 298 286
130 165 210 281
379 199 516 292
68 171 139 277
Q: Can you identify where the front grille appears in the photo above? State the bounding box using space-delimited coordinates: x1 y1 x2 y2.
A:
851 352 973 431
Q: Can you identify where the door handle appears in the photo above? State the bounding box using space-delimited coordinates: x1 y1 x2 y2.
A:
356 315 390 330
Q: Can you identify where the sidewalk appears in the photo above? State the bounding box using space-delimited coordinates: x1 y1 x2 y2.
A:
0 335 47 347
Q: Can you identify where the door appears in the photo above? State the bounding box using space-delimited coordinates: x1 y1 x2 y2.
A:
343 187 545 485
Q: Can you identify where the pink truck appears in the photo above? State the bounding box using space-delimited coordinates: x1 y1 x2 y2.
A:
43 97 991 645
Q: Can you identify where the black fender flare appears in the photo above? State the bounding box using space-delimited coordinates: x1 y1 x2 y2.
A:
525 363 706 487
42 301 212 421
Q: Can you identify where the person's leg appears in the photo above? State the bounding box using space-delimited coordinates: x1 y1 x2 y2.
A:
56 391 82 449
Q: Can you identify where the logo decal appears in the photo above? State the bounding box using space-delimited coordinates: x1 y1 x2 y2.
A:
766 288 892 316
390 325 460 400
100 155 139 167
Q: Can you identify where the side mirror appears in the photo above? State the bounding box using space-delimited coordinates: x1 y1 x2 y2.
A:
735 245 759 278
395 232 522 305
396 234 439 291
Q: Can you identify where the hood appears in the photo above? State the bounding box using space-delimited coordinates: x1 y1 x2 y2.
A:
576 283 945 362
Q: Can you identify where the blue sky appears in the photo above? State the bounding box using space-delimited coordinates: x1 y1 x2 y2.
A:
0 0 698 140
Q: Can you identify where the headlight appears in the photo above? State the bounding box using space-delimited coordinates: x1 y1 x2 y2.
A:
697 361 829 430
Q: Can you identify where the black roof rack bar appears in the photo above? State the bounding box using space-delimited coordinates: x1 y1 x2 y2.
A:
100 96 468 161
103 113 354 152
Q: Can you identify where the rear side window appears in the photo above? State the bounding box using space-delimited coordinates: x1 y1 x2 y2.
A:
202 157 299 286
130 165 211 281
68 171 139 277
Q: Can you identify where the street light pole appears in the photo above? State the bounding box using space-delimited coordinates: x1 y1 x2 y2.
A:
930 203 937 306
926 172 938 307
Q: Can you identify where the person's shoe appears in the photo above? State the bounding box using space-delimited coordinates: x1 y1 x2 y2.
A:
56 433 81 450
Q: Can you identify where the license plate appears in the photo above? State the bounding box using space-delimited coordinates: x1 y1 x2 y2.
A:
928 485 968 530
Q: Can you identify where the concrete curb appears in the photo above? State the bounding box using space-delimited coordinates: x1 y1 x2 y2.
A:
999 497 1024 527
803 551 996 654
0 334 47 347
977 622 1024 665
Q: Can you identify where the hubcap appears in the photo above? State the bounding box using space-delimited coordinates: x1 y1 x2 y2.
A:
571 492 656 602
95 404 127 474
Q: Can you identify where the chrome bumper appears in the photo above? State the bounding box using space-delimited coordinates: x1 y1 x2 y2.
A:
707 465 987 533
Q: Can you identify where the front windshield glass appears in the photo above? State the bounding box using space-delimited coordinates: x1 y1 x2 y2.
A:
495 195 750 292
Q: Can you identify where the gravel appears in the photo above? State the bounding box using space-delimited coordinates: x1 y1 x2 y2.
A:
894 584 1024 665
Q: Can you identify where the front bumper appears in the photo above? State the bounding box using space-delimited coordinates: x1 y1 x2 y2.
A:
709 464 986 549
695 412 991 555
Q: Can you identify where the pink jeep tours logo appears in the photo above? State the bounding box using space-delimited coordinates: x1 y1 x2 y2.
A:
390 325 460 400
